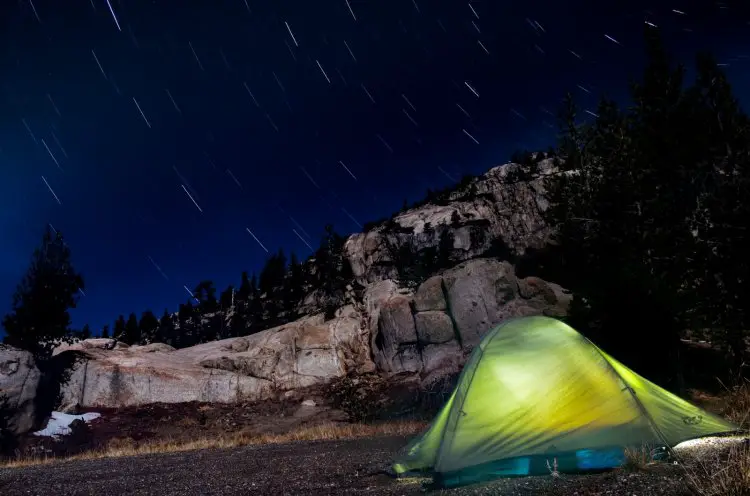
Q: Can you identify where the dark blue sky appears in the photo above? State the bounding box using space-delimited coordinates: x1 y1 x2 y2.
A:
1 0 748 334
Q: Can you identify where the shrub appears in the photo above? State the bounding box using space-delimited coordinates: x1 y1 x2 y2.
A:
325 374 392 422
714 379 750 431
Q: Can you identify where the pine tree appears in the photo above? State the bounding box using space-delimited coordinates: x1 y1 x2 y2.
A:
113 315 126 342
259 249 287 295
80 324 92 340
217 285 235 340
237 271 252 302
543 33 689 385
101 325 110 339
683 52 750 371
191 281 220 341
259 249 288 324
124 313 140 345
138 310 159 344
193 280 219 314
1 226 84 362
283 252 306 315
219 285 234 309
156 309 176 346
542 27 750 387
177 301 197 348
245 276 263 333
312 225 353 318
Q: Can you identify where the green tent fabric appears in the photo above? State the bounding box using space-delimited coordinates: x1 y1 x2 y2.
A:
393 316 739 487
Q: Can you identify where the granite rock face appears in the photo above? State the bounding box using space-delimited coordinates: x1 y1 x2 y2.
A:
50 159 571 410
54 258 569 410
369 258 571 381
344 159 557 284
0 344 43 436
55 311 375 411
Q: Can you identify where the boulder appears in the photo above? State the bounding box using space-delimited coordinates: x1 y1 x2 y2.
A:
420 342 463 384
414 311 455 344
0 344 43 436
57 311 376 411
413 276 447 312
373 296 421 374
369 257 570 382
442 258 520 348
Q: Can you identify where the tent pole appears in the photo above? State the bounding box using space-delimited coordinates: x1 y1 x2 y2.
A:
433 322 507 478
586 338 680 462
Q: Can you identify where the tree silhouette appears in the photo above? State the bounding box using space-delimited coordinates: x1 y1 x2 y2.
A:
244 277 263 333
113 315 126 342
156 309 176 346
2 226 84 362
283 252 306 316
177 301 198 347
138 310 159 344
259 249 287 295
124 313 140 345
310 225 353 318
682 52 750 372
258 249 288 324
542 27 750 388
193 280 219 314
219 285 234 309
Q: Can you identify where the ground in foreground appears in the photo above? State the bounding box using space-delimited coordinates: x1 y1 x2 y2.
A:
0 434 707 496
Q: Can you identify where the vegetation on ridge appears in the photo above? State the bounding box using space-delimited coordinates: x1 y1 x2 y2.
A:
531 27 750 391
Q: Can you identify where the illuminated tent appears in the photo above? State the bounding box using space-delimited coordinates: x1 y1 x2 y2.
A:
393 316 738 488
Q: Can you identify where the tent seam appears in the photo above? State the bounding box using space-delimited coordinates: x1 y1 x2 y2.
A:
433 322 506 474
433 346 483 473
584 336 677 458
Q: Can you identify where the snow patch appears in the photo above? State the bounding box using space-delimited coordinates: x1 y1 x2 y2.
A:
33 411 102 438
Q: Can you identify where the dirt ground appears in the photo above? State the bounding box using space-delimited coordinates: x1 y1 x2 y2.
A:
13 387 350 458
0 434 705 496
1 355 744 495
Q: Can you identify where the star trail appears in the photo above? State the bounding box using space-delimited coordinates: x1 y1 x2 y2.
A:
0 0 747 332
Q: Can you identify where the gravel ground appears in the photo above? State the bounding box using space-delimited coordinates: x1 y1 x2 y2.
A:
0 435 739 496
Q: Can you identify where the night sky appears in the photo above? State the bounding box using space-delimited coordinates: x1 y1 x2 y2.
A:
1 1 748 334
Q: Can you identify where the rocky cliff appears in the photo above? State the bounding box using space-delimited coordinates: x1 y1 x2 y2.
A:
54 259 569 411
344 157 557 284
6 156 568 415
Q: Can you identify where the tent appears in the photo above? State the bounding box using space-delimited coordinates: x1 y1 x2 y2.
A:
393 316 739 488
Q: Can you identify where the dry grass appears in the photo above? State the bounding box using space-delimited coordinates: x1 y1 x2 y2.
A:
0 420 426 469
715 379 750 430
680 379 750 495
622 445 660 471
683 441 750 496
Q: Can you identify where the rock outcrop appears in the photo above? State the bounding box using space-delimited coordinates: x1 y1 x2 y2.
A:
55 311 375 411
0 345 43 436
55 258 569 410
344 159 557 284
43 157 571 411
369 258 570 383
